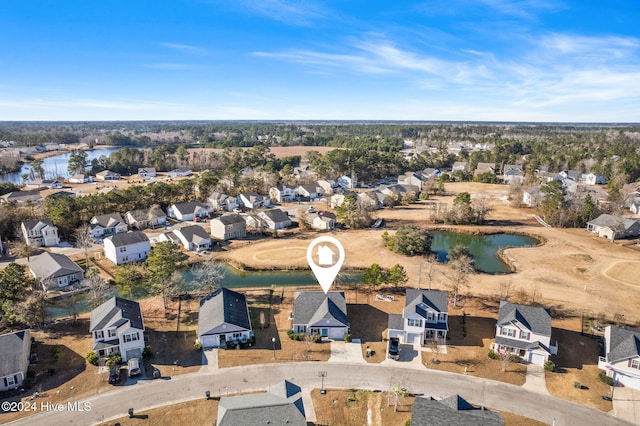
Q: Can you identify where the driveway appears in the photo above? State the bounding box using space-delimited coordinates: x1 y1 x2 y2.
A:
328 341 365 363
613 386 640 424
200 348 219 370
381 343 426 369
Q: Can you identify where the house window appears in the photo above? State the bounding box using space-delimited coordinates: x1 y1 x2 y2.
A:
437 313 447 321
501 327 516 338
632 359 640 369
124 332 139 343
119 247 127 252
6 376 15 387
108 328 117 338
95 330 104 340
407 319 422 327
519 331 530 340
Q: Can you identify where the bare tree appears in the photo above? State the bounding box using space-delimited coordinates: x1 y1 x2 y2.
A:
191 261 225 293
496 348 515 373
425 338 442 363
448 255 474 308
11 239 38 262
16 290 47 328
74 224 93 267
83 271 110 309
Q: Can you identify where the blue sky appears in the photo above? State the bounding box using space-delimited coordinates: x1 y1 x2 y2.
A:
1 0 639 122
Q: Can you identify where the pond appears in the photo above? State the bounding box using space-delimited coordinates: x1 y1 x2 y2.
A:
430 231 539 274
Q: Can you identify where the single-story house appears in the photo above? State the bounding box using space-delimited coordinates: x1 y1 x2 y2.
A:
388 289 448 345
258 208 291 230
0 330 31 392
411 395 503 426
90 213 128 239
305 211 336 231
210 214 247 240
173 225 211 251
586 214 640 240
474 162 496 177
316 179 337 195
295 184 324 200
90 296 145 361
138 167 156 179
103 231 151 265
28 252 84 290
68 174 95 184
0 191 42 205
96 170 121 181
167 168 193 178
198 288 253 348
124 205 167 230
167 201 213 222
598 326 640 390
292 291 349 339
26 179 63 190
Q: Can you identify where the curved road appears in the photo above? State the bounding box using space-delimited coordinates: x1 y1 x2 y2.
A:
5 362 633 426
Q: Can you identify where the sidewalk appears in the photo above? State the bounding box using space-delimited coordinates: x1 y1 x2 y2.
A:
200 348 218 371
521 364 548 394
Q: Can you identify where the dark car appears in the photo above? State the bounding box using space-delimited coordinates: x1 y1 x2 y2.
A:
108 366 121 384
388 337 400 360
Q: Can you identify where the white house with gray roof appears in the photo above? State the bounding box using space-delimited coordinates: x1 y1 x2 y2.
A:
103 231 151 265
198 288 253 348
167 201 212 222
217 380 306 426
292 291 349 339
258 208 291 230
0 330 31 392
210 214 247 240
598 326 640 389
493 301 557 365
586 214 640 241
172 224 211 251
90 297 144 361
28 252 84 290
411 394 503 426
124 205 167 230
21 218 60 247
388 289 448 345
90 213 128 239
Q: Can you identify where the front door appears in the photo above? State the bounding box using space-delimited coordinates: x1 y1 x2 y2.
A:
321 329 328 337
219 335 226 346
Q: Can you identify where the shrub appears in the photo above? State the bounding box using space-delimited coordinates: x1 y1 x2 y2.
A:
598 372 614 386
488 350 498 360
26 369 35 378
247 336 256 346
106 353 122 366
22 378 33 389
142 346 153 359
51 345 61 361
544 360 556 372
343 334 352 342
194 341 203 350
47 367 56 376
85 351 98 366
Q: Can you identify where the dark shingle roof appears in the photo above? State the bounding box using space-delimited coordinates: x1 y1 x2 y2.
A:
410 395 504 426
177 224 210 243
126 205 166 222
404 289 448 318
218 214 245 225
260 209 290 223
90 296 144 332
497 301 551 337
293 291 348 327
107 231 149 247
172 201 207 215
198 288 251 335
91 213 125 228
22 218 54 231
607 326 640 363
388 313 404 330
0 330 31 378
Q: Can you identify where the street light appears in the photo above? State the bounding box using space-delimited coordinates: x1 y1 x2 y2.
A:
272 337 276 358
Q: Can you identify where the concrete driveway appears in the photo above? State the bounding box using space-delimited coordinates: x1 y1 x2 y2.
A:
381 343 426 369
612 386 640 424
328 341 365 363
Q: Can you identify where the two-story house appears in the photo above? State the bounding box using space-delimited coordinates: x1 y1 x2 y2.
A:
208 192 239 212
0 330 31 392
292 291 349 339
493 301 558 365
210 214 247 240
21 219 60 247
198 288 253 348
598 326 640 389
258 209 291 230
239 192 264 210
388 289 448 345
28 252 84 290
90 213 128 239
124 205 167 230
90 296 145 361
269 185 296 202
103 231 151 265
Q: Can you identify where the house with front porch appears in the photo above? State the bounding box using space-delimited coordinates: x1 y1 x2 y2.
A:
21 219 60 247
269 185 296 203
598 326 640 389
197 288 253 348
292 291 349 340
586 214 640 241
28 252 84 290
124 205 167 230
493 301 558 365
0 330 31 392
90 213 128 239
96 170 121 181
388 289 448 345
90 296 145 361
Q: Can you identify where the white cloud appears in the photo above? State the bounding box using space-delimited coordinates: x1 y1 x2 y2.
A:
231 0 328 26
160 43 210 55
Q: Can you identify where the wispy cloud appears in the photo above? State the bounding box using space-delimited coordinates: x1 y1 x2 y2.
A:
160 43 210 55
145 63 198 70
232 0 328 26
476 0 565 19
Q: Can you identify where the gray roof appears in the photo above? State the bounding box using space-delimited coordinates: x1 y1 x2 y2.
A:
0 330 31 377
607 326 640 363
28 252 83 280
198 288 251 336
217 214 246 225
411 395 504 426
177 224 210 243
404 289 448 318
495 336 551 353
218 380 306 426
22 218 55 232
497 301 551 337
172 201 208 215
91 213 126 228
126 205 166 222
388 313 404 331
1 191 42 202
588 214 640 232
293 291 348 327
90 296 144 332
260 209 290 223
107 231 149 247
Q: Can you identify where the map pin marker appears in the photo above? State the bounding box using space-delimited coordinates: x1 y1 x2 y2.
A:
307 236 345 294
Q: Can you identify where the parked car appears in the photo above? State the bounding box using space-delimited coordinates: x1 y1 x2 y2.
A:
128 357 141 377
108 365 121 384
388 337 400 360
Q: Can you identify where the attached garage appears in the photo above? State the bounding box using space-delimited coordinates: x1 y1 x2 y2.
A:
529 351 547 366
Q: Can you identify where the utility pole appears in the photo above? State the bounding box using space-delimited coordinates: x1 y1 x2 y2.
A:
417 263 422 290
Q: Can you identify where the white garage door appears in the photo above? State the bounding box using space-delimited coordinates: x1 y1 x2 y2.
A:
530 352 546 365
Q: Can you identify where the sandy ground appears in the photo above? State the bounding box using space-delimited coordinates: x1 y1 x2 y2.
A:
220 182 640 324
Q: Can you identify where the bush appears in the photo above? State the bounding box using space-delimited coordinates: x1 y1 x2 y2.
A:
488 350 498 360
247 336 256 346
194 341 203 350
142 346 153 360
26 369 35 378
544 360 556 372
598 372 614 386
22 378 32 389
85 351 98 366
343 334 352 342
47 367 56 375
106 353 122 366
51 345 61 361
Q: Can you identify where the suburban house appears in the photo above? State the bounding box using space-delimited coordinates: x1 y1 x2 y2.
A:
239 192 265 209
28 252 84 290
411 395 504 426
295 184 324 200
103 231 151 265
388 289 449 345
560 169 582 182
167 201 212 221
502 165 524 184
398 169 439 190
269 185 296 202
316 179 337 195
210 214 247 240
258 208 292 230
291 291 349 339
586 214 640 240
21 219 60 247
0 330 32 392
90 296 145 361
305 211 336 231
493 301 558 365
208 192 239 212
523 185 543 207
197 288 253 348
96 170 121 181
452 161 469 173
68 173 95 184
474 162 496 177
581 172 607 185
1 191 42 205
358 191 385 210
90 213 128 239
26 179 63 190
598 326 640 389
338 174 357 189
137 167 156 179
124 205 167 230
167 168 193 178
172 225 211 251
217 380 306 426
379 184 420 201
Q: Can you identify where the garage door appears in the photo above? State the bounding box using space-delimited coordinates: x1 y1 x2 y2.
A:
529 352 546 365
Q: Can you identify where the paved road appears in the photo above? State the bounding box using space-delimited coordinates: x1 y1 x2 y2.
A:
5 362 633 426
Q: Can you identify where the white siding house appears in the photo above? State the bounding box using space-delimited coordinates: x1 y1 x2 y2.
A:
198 288 253 348
388 289 448 345
598 326 640 389
292 291 349 340
90 297 145 361
103 231 151 265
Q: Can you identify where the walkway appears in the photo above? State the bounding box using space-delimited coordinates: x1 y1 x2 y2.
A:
7 362 634 426
200 348 218 371
522 364 549 394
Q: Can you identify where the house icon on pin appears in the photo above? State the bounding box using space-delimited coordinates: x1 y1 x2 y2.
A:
316 245 335 266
